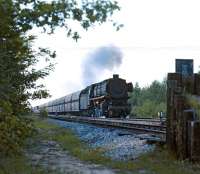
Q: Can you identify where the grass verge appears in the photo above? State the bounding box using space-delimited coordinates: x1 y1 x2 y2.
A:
32 116 200 174
0 156 55 174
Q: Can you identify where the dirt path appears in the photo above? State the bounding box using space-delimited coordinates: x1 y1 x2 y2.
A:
26 139 117 174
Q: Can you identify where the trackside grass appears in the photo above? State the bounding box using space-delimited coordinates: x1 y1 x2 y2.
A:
33 116 200 174
0 155 56 174
1 115 199 174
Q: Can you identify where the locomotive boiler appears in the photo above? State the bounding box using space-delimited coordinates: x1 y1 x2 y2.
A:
35 74 133 118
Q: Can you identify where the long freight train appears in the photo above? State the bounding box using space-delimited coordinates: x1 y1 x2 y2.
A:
34 74 133 118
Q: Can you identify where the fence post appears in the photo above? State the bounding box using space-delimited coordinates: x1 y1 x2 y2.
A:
166 73 182 153
194 74 200 95
188 121 200 162
182 110 195 159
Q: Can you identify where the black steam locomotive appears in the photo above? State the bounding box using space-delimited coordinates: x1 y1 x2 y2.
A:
35 74 133 118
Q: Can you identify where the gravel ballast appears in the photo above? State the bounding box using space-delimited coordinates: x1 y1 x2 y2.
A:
48 118 155 161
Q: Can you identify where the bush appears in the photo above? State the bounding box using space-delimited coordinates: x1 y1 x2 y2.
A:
131 100 166 118
0 101 35 156
129 80 167 117
39 108 48 118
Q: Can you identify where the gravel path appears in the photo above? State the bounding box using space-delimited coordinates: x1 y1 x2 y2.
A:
26 139 117 174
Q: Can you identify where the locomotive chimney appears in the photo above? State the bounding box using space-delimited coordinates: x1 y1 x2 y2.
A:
113 74 119 79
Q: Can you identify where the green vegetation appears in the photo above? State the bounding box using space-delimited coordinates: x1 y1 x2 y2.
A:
0 102 35 156
186 94 200 119
0 156 56 174
129 80 167 118
31 117 200 174
39 108 48 118
0 0 121 155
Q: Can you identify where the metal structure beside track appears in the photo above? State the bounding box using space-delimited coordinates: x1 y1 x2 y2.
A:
49 115 166 136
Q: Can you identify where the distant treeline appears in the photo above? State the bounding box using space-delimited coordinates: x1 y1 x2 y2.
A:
129 79 167 118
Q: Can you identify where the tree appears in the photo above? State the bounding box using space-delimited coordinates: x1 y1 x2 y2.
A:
4 0 121 38
129 79 167 118
129 82 141 106
0 0 121 155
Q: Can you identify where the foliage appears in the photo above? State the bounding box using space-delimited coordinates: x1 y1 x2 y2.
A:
134 100 166 117
0 0 121 155
0 102 35 156
186 94 200 119
39 108 48 118
0 153 57 174
1 0 122 39
129 80 167 117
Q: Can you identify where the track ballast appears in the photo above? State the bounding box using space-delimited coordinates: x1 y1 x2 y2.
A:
49 115 166 136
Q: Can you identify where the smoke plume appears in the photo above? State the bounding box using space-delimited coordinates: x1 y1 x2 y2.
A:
82 45 123 85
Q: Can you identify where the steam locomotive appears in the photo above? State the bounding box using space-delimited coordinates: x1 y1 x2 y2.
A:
34 74 133 118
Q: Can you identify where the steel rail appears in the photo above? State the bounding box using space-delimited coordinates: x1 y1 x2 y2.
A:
49 115 166 135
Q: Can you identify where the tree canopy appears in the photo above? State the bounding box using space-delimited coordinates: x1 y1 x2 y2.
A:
0 0 121 155
1 0 121 38
129 80 167 118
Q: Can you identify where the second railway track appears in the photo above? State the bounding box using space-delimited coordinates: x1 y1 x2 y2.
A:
49 115 166 136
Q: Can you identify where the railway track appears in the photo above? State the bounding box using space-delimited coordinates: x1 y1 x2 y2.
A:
49 115 166 136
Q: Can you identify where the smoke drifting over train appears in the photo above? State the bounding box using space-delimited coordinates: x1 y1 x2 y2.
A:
82 45 123 86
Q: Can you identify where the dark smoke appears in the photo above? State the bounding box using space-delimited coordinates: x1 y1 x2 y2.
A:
82 45 123 85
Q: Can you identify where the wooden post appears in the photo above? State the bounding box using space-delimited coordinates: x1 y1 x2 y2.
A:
166 60 200 162
188 121 200 162
194 74 200 95
166 73 182 152
175 95 186 159
182 110 195 159
182 75 194 94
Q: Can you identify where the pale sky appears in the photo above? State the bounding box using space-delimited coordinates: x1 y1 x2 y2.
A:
31 0 200 106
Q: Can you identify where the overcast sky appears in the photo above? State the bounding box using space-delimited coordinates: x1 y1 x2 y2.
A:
31 0 200 106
